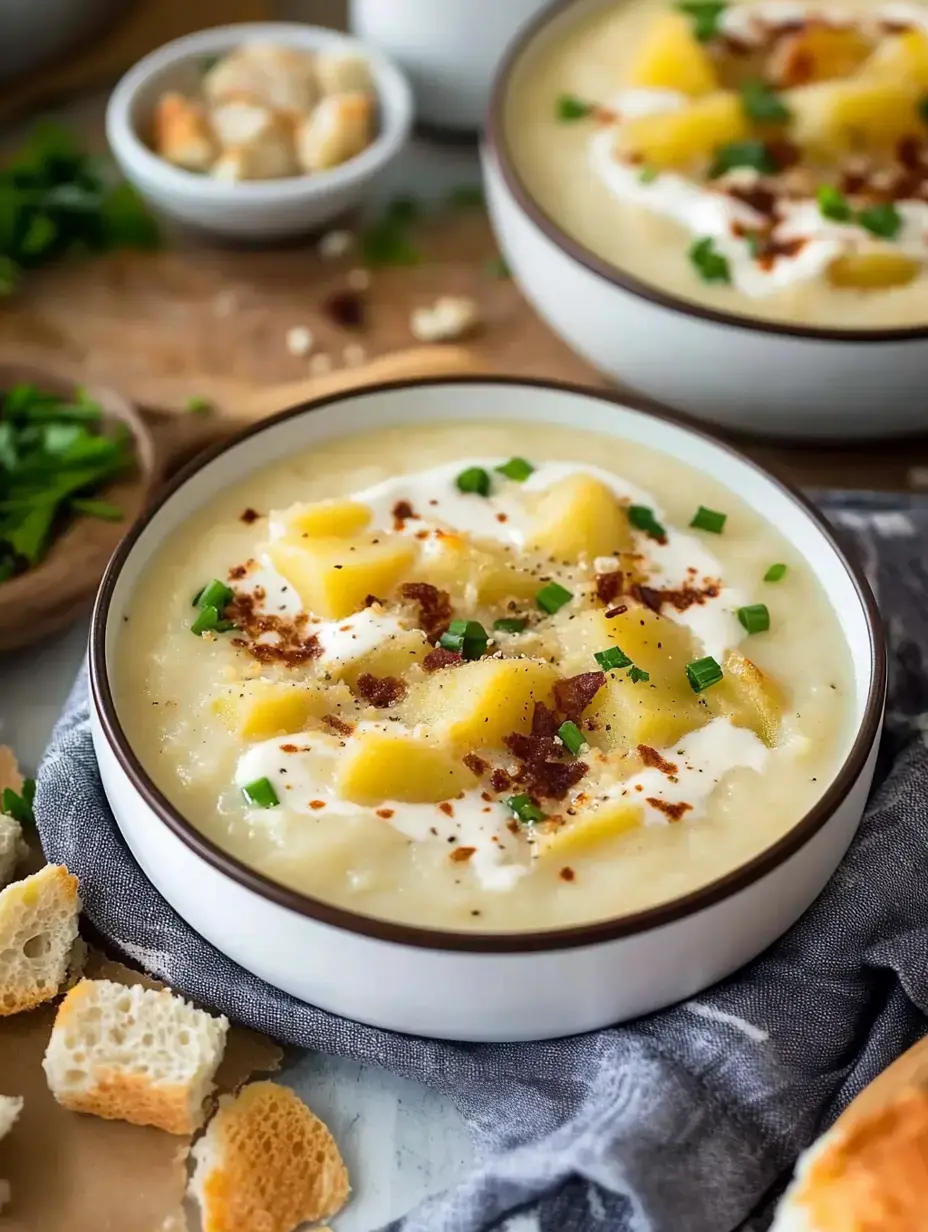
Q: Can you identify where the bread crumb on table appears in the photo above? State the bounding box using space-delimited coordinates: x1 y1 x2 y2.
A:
318 229 355 259
410 296 480 343
285 326 314 357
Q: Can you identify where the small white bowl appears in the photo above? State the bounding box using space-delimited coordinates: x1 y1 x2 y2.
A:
106 22 413 241
483 0 928 441
89 377 885 1042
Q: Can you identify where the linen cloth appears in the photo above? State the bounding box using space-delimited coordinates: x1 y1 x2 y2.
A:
35 490 928 1232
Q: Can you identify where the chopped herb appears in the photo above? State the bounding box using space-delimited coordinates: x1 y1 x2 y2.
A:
1 777 35 826
627 504 667 540
536 581 573 614
193 578 234 611
857 202 902 240
507 793 546 824
558 720 586 756
71 497 123 522
495 456 534 482
688 236 731 285
638 164 659 184
740 80 791 123
384 195 420 226
817 185 853 223
677 0 727 41
708 140 777 179
764 562 787 582
690 505 727 533
447 184 485 208
556 94 593 121
594 646 632 672
360 200 421 268
737 603 770 634
439 619 488 660
455 466 491 496
484 254 511 279
686 656 724 693
185 395 212 416
493 617 527 634
242 777 279 809
191 578 236 636
627 665 650 684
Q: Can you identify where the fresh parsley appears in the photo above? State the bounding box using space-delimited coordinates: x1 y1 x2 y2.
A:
740 80 791 123
361 197 422 268
2 777 35 826
709 140 778 180
677 0 727 42
689 236 731 284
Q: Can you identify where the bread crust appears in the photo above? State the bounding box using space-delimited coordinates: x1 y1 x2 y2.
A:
0 864 81 1016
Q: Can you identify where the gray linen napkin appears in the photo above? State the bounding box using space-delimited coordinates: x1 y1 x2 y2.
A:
34 490 928 1232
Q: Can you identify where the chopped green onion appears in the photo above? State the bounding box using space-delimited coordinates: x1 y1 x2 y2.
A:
191 605 220 636
690 505 727 534
193 578 234 611
677 0 727 41
493 617 527 634
740 80 791 123
558 720 586 756
627 665 650 684
495 457 534 482
737 603 770 634
708 140 777 179
686 656 724 693
688 237 732 285
70 497 123 522
242 777 279 809
1 777 35 826
639 164 659 184
594 646 632 672
439 619 488 660
556 94 593 121
455 466 491 497
817 185 853 223
186 395 212 416
627 504 667 541
857 202 902 240
507 793 546 824
764 562 787 582
536 581 573 614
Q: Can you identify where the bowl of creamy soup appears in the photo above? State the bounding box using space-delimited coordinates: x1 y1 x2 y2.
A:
90 377 884 1041
484 0 928 439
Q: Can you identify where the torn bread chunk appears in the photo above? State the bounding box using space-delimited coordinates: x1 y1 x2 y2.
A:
189 1081 350 1232
296 93 373 172
152 91 217 172
0 812 27 887
0 865 82 1016
315 51 374 96
211 135 298 182
43 978 229 1134
209 99 286 151
0 1094 23 1213
204 44 318 114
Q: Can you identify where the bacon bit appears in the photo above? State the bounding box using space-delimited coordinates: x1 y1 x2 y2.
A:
279 743 299 754
756 235 808 272
324 288 365 328
490 768 512 794
631 580 720 616
464 753 489 777
438 801 454 817
897 136 922 171
310 800 326 810
506 819 520 835
323 714 355 737
504 725 588 802
423 647 463 672
726 184 778 217
228 592 323 667
240 507 260 524
554 672 606 721
496 512 508 523
450 845 477 863
596 571 624 605
364 593 384 607
400 581 453 641
605 604 628 619
765 138 801 171
531 702 561 737
638 745 678 776
228 564 248 580
356 673 407 708
646 797 692 823
559 867 576 882
376 807 395 819
592 105 619 124
392 499 418 531
415 529 430 540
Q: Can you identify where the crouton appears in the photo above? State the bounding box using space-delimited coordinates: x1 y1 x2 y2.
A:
152 91 217 172
0 865 82 1016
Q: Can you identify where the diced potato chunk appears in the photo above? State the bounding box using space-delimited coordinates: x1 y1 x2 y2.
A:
827 252 921 290
476 560 542 606
338 628 431 686
706 650 785 746
408 536 538 606
403 658 557 750
265 536 416 619
534 800 641 856
614 92 748 169
859 29 928 90
336 731 476 804
212 680 328 739
152 92 217 171
297 93 373 172
787 79 921 153
627 12 719 96
276 499 372 540
768 24 873 87
527 475 632 563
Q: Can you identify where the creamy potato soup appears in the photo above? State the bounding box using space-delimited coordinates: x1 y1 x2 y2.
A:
117 423 853 932
507 0 928 328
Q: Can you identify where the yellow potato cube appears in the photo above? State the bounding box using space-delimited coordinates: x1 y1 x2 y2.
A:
768 24 873 87
336 730 477 805
527 474 632 563
615 91 748 169
627 12 719 96
265 536 416 620
212 680 328 739
787 79 921 153
534 800 641 856
276 499 372 539
827 252 921 290
859 29 928 90
403 657 557 750
706 650 785 746
338 628 432 686
475 549 544 606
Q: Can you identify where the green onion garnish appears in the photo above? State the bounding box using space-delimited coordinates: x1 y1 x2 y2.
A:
708 140 777 180
507 793 546 824
455 466 491 497
71 497 123 522
493 617 527 634
594 646 632 672
677 0 727 41
817 185 853 223
740 80 791 123
628 504 667 540
191 605 234 636
495 457 534 482
764 563 787 582
857 202 902 240
688 236 731 285
536 582 573 614
186 395 212 416
556 94 593 121
558 720 586 756
639 164 659 184
193 578 234 611
686 656 724 693
627 665 650 684
439 619 488 660
1 777 35 826
737 603 770 634
242 777 279 809
690 506 727 534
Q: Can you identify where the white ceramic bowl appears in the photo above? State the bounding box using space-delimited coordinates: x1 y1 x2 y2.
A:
482 0 928 441
349 0 551 131
89 378 885 1042
105 22 413 241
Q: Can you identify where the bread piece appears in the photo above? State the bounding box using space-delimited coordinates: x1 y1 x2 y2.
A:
43 978 228 1134
0 812 26 886
0 864 81 1016
0 1094 23 1213
205 44 318 114
152 91 217 172
210 137 297 182
189 1081 350 1232
296 92 373 172
315 50 373 96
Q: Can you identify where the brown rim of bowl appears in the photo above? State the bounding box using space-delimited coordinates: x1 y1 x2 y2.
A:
90 375 886 955
486 0 928 345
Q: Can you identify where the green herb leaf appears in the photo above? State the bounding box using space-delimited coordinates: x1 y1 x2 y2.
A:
71 497 123 522
638 164 659 184
384 195 420 226
185 395 213 416
493 617 527 634
193 578 234 611
536 581 573 614
688 236 731 285
360 218 421 268
507 793 546 824
557 720 586 756
594 645 632 672
764 562 787 582
686 656 724 693
456 466 491 496
690 505 727 533
857 202 902 240
627 504 667 540
556 94 593 121
737 603 770 634
677 0 727 41
709 140 778 179
2 777 36 825
817 185 853 223
439 618 488 660
740 80 791 123
242 776 279 809
627 665 650 684
495 457 534 482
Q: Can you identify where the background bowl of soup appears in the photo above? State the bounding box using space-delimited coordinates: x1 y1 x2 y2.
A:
483 0 928 440
89 377 884 1041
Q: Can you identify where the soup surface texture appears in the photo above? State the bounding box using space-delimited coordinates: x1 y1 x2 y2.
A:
506 0 928 328
117 422 853 932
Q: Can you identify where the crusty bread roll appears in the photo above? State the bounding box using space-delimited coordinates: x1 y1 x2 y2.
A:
204 43 318 114
43 978 229 1134
0 1094 23 1213
0 864 82 1016
0 811 26 887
